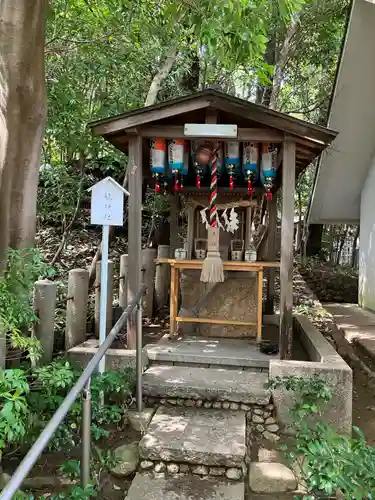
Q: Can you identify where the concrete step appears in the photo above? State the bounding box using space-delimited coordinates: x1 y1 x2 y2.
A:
145 336 277 370
143 365 270 405
139 406 246 468
125 473 244 499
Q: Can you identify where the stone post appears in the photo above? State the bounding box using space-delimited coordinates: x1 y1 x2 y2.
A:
95 260 114 335
142 248 157 318
34 279 57 364
155 245 170 311
119 254 128 310
0 326 6 368
65 268 89 350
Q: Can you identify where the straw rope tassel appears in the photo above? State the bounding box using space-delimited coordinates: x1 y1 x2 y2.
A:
200 152 224 283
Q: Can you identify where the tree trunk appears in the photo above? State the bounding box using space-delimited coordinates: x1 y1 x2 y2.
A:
328 225 335 264
351 225 359 268
269 18 299 110
336 225 348 265
261 34 276 107
0 0 47 266
306 224 323 257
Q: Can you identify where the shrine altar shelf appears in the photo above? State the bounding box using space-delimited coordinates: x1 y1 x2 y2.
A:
155 258 280 342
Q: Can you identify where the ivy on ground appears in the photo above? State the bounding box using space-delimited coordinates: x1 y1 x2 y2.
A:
267 375 375 499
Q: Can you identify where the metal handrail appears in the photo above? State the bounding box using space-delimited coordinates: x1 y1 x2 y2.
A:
0 284 147 500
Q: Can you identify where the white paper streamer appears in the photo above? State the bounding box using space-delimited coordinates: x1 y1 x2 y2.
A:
216 212 225 230
227 208 239 233
200 208 210 229
222 209 229 231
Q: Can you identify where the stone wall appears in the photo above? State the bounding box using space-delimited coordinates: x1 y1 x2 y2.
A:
270 314 352 435
180 270 257 338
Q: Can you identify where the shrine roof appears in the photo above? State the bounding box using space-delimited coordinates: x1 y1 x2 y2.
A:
88 89 337 175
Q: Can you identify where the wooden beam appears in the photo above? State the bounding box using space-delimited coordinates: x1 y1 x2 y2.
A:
124 125 283 142
257 268 264 342
127 136 143 349
176 317 257 326
265 195 277 315
92 98 212 136
279 137 296 360
205 108 218 124
210 99 333 145
170 265 179 334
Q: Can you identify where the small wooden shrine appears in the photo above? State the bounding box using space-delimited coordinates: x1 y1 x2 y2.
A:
89 89 337 359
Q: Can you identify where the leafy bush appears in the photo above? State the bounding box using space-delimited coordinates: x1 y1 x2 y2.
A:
0 360 135 458
0 248 55 363
37 164 83 227
267 375 375 499
0 369 30 455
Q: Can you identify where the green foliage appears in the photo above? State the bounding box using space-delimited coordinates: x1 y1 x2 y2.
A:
38 164 82 226
40 485 97 500
49 444 120 498
0 360 135 462
26 361 135 452
44 0 308 167
0 369 30 455
268 375 375 499
0 248 55 363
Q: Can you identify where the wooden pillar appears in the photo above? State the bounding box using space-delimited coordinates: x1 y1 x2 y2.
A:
245 206 253 250
155 245 170 310
127 135 143 349
186 206 195 259
119 254 128 309
265 195 277 314
169 194 180 257
279 137 296 360
142 247 157 318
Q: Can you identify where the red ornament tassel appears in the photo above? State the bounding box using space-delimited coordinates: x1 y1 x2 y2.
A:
155 180 160 193
229 175 234 191
247 177 254 195
196 174 201 189
266 191 273 201
174 175 179 192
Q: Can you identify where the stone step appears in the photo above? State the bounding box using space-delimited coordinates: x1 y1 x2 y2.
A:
143 365 270 405
139 406 246 468
145 336 277 370
125 473 244 500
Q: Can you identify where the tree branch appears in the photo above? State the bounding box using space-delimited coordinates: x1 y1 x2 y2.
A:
144 46 177 107
269 17 300 110
50 154 85 266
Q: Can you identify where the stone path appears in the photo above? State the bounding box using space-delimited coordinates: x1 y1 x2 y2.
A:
325 302 375 361
123 337 298 499
125 473 245 500
139 406 246 467
143 365 270 404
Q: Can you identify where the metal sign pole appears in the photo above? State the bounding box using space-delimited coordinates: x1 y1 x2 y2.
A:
98 224 109 374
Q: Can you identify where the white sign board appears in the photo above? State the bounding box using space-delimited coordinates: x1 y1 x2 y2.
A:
88 177 129 226
184 123 238 138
